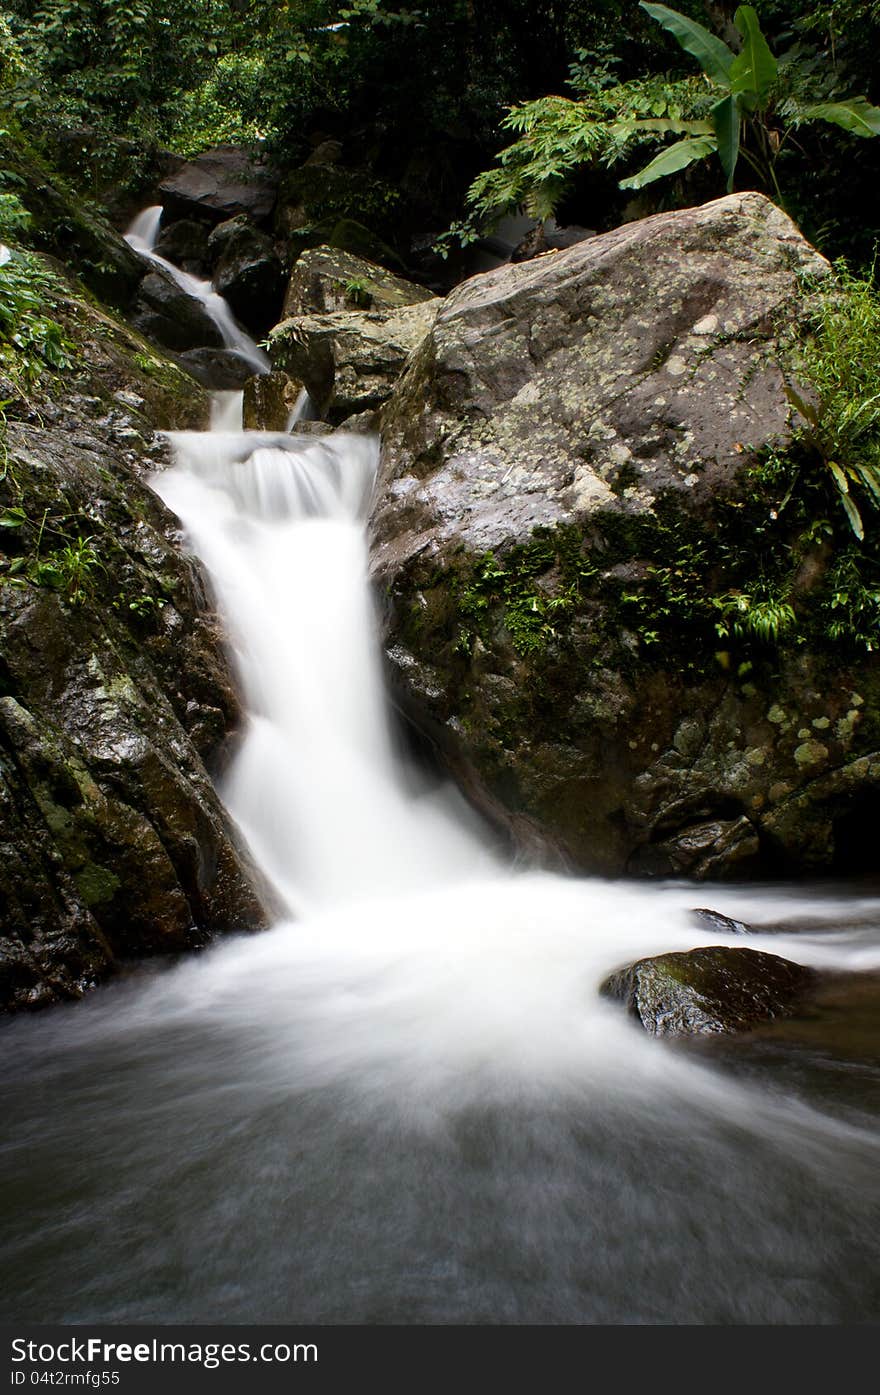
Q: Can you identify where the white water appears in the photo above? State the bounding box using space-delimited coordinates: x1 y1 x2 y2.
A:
3 259 880 1326
147 408 880 1122
125 205 270 377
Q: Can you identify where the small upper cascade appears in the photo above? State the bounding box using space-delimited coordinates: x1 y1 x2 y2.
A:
125 204 163 253
124 205 270 377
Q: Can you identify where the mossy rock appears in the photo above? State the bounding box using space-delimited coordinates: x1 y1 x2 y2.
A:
370 193 880 878
601 946 816 1037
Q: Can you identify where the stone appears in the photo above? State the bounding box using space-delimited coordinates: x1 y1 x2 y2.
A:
368 193 880 878
691 908 753 936
130 267 225 352
154 218 211 276
269 299 438 423
177 347 257 389
206 215 284 335
285 216 403 271
159 145 278 227
600 946 815 1037
282 245 435 319
242 371 304 430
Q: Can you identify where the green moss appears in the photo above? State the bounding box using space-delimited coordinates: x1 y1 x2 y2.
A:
73 862 120 907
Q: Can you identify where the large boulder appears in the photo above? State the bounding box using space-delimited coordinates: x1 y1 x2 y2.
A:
282 245 436 319
269 299 438 423
207 215 285 335
285 216 404 272
370 192 880 878
159 145 278 227
600 946 815 1037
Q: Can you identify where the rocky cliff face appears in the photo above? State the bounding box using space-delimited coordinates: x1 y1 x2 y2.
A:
371 193 880 878
0 252 268 1012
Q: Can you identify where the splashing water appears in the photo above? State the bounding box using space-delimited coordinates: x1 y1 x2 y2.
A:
2 309 880 1322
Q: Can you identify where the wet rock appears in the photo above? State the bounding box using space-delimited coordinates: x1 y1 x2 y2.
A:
131 267 225 352
629 816 762 879
242 371 304 430
269 300 438 423
0 328 267 1011
154 218 211 277
178 347 257 390
692 908 753 936
369 192 879 878
207 216 284 336
159 145 278 227
601 946 815 1037
283 245 435 319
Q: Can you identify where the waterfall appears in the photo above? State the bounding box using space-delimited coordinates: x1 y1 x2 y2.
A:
150 400 880 1103
125 205 270 377
157 412 494 914
2 226 878 1328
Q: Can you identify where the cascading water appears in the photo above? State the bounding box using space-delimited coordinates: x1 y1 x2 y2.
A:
156 422 493 915
125 205 270 377
2 263 880 1327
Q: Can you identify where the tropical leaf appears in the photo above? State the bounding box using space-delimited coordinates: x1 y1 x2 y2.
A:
639 3 734 87
730 6 778 110
618 134 717 190
838 489 865 539
617 117 713 136
711 95 741 191
801 97 880 137
857 462 880 503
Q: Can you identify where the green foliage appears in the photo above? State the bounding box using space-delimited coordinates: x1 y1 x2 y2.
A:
0 189 31 239
445 73 708 240
0 506 103 603
623 3 880 199
456 531 592 658
786 265 880 540
344 276 372 308
172 53 270 156
451 2 880 240
0 247 74 386
712 590 797 642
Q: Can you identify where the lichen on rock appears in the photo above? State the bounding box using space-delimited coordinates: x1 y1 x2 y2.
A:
370 193 880 878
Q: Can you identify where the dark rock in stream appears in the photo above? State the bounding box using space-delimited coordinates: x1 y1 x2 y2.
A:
131 268 225 353
207 215 285 336
242 371 304 430
154 218 212 278
691 908 753 935
179 347 257 390
601 946 816 1037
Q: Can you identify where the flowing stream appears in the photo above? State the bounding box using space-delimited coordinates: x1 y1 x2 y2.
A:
2 227 880 1325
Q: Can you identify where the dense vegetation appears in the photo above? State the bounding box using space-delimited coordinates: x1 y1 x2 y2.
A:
0 1 877 258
